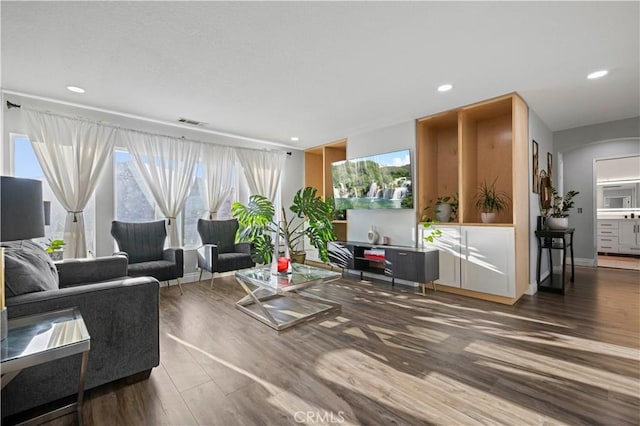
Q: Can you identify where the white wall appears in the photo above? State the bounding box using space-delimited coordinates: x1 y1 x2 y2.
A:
2 94 304 272
346 120 417 247
558 137 640 263
528 109 553 293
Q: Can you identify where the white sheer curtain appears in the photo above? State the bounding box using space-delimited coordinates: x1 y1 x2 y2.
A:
202 144 235 219
24 110 116 258
121 131 200 246
235 149 287 202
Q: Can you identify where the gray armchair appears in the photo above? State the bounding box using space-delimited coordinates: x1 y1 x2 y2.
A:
111 220 184 293
197 219 255 288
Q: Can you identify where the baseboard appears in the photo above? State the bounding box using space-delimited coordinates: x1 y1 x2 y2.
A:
526 270 550 295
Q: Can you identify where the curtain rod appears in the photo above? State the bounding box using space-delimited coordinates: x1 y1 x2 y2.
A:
6 100 292 156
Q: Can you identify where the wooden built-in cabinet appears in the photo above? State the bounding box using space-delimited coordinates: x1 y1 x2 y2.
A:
418 93 530 304
304 139 348 248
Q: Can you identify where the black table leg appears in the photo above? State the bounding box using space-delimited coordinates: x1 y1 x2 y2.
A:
562 236 567 294
536 238 542 286
570 232 575 282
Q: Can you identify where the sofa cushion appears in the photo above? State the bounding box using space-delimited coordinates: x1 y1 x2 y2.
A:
216 252 254 273
3 240 58 297
128 260 177 282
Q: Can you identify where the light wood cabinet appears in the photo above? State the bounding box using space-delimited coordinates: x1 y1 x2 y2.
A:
417 93 529 303
304 139 348 259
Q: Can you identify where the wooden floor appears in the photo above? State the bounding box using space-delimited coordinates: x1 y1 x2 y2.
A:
598 254 640 271
45 266 639 425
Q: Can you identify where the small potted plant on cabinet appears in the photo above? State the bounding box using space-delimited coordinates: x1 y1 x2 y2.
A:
545 187 579 229
475 178 510 223
423 193 458 223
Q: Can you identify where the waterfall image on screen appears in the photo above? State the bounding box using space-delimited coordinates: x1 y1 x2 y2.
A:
331 149 413 210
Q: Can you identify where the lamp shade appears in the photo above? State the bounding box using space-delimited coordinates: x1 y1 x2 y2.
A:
1 176 45 241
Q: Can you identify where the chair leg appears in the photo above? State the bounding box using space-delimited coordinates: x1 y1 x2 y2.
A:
177 278 183 295
432 281 436 292
210 275 215 289
198 268 203 282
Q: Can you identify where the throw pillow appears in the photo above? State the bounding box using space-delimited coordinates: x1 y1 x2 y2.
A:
3 240 59 297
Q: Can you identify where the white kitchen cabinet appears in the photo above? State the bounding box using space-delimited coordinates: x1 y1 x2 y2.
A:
461 226 515 297
618 220 640 255
421 224 461 288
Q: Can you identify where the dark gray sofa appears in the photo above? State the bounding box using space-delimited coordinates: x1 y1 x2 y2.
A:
1 255 160 419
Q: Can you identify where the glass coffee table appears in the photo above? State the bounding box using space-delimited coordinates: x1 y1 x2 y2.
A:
235 263 342 331
1 307 90 425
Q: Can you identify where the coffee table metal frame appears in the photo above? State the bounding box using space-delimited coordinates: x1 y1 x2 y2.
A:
234 264 341 331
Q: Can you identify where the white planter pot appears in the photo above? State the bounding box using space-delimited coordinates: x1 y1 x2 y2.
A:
547 217 569 229
481 212 497 223
436 203 451 222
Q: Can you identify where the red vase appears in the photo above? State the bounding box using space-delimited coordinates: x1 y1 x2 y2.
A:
277 257 290 273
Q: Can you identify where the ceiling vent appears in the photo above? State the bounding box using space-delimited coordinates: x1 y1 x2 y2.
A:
178 117 205 126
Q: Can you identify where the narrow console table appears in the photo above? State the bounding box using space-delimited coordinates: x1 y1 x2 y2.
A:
535 228 575 294
328 241 439 294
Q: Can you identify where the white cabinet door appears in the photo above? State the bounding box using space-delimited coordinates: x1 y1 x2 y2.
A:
618 220 640 254
461 226 515 298
422 224 461 288
618 220 638 247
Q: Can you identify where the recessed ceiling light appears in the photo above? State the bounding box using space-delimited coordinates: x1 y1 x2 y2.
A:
437 84 453 92
290 137 299 142
587 70 608 80
66 85 85 93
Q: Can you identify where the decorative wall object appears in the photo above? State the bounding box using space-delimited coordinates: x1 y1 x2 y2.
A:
547 152 553 186
532 140 539 193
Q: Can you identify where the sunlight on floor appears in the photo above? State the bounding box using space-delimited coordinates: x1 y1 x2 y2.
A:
166 333 359 425
315 349 568 425
465 341 640 397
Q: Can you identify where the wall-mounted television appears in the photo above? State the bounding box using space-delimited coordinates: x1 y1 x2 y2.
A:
331 149 413 210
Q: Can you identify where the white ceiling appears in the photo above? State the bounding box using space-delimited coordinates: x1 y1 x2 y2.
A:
2 1 639 149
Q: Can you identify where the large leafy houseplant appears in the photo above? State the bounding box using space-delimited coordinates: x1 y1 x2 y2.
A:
232 187 336 264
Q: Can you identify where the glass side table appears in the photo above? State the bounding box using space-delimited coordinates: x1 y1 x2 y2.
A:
1 307 91 425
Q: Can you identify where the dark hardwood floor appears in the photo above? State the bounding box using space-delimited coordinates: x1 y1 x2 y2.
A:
47 266 639 425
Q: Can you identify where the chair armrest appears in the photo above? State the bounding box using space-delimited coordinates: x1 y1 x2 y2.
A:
163 248 184 277
197 244 219 272
113 251 129 261
234 242 252 255
56 255 128 288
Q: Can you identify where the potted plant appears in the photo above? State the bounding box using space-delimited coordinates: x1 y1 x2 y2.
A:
475 178 509 223
545 187 579 229
423 193 458 223
232 187 337 264
45 239 65 261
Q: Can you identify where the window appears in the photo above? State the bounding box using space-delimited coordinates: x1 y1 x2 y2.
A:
182 163 237 248
114 150 157 222
12 135 96 252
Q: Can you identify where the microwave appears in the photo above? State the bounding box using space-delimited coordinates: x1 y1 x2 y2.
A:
604 196 632 208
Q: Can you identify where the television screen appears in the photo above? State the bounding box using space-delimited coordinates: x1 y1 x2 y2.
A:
331 149 413 210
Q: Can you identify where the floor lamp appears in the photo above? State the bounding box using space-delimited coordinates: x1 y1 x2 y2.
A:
0 176 46 340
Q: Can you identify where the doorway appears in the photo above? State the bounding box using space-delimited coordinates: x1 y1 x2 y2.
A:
595 155 640 271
